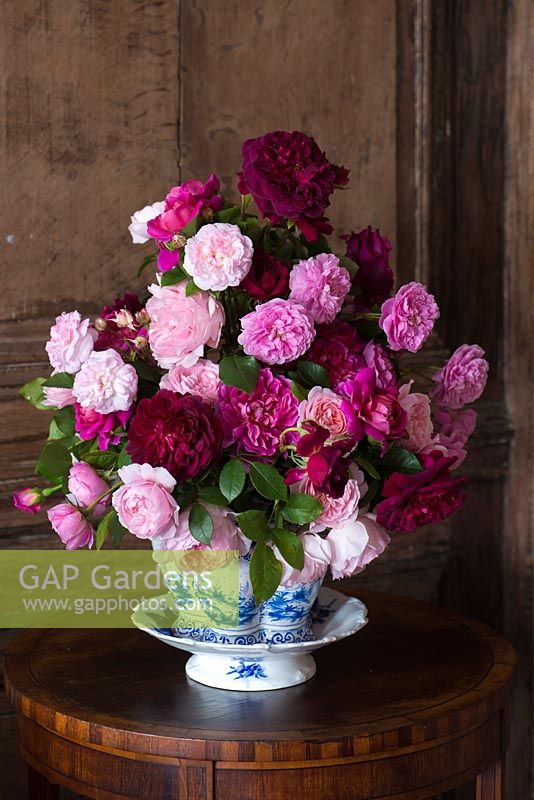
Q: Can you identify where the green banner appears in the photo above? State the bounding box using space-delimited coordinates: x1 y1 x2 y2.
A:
0 550 239 628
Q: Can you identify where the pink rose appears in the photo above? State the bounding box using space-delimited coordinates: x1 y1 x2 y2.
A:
154 502 249 553
48 503 95 550
146 282 225 369
399 383 433 451
73 349 138 414
327 514 390 579
183 223 254 291
67 462 110 519
289 253 351 323
42 386 75 409
339 367 407 443
13 487 42 514
432 344 489 409
75 404 133 451
128 201 165 243
363 341 397 389
146 176 223 242
45 311 97 374
112 463 179 541
422 407 477 468
238 298 315 365
160 359 220 403
277 533 332 587
297 465 366 533
298 386 347 435
379 282 439 352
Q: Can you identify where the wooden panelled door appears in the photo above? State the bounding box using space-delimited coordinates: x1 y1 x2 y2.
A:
0 2 532 797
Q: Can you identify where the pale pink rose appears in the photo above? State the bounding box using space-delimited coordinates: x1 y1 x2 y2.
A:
432 344 489 409
277 533 332 587
238 298 315 365
45 311 97 374
298 386 347 435
68 462 110 519
422 407 477 468
379 282 439 352
128 201 165 243
296 465 366 533
327 514 390 579
42 386 76 409
146 282 225 369
112 463 179 541
160 359 220 403
183 223 254 291
48 503 95 550
399 383 433 452
289 253 351 323
154 502 249 553
73 349 138 414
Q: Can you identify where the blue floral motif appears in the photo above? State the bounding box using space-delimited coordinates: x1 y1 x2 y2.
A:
227 660 267 680
310 598 338 625
238 592 258 625
262 581 320 623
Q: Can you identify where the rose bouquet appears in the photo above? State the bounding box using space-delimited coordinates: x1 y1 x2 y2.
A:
14 129 488 605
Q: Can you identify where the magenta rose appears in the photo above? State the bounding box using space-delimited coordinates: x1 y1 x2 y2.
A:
342 226 394 312
338 367 407 443
217 368 298 458
146 175 223 242
238 298 315 365
47 503 95 550
380 282 439 352
127 389 222 481
238 130 349 241
285 423 354 499
13 487 42 514
375 453 466 532
432 344 489 409
289 253 351 323
75 404 133 451
240 251 290 300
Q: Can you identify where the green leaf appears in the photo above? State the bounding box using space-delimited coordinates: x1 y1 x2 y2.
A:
250 542 283 604
339 255 358 279
197 486 229 506
290 380 308 402
189 503 213 545
81 451 118 471
48 418 66 441
185 279 201 297
354 453 381 480
44 372 75 389
236 509 268 541
109 513 128 548
271 528 305 570
95 509 114 550
219 354 260 393
133 359 162 384
20 377 48 409
215 206 241 224
36 441 71 482
379 447 423 475
249 462 288 502
296 360 330 389
219 459 246 502
136 252 157 277
117 446 132 468
181 216 200 238
281 493 323 524
54 406 75 437
160 265 188 286
173 483 197 508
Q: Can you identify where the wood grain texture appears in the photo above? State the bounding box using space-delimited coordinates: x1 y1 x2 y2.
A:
0 0 180 322
4 591 516 800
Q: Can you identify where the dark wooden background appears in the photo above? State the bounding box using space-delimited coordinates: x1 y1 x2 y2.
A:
0 1 532 798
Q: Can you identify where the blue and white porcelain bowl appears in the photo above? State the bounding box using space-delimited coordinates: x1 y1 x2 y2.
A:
132 587 368 691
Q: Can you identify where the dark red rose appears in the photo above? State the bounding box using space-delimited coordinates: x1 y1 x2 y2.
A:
342 226 394 311
375 452 466 532
303 322 365 388
95 293 146 354
240 251 289 300
126 389 222 481
238 130 349 242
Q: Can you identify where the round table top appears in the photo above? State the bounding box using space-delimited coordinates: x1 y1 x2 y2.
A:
4 589 516 763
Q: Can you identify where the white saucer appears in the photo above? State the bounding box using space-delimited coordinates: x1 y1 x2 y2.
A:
132 587 368 691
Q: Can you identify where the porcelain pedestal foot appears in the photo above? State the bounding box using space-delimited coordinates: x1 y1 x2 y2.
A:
185 652 317 691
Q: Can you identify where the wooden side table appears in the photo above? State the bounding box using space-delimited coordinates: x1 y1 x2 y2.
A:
4 590 516 800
